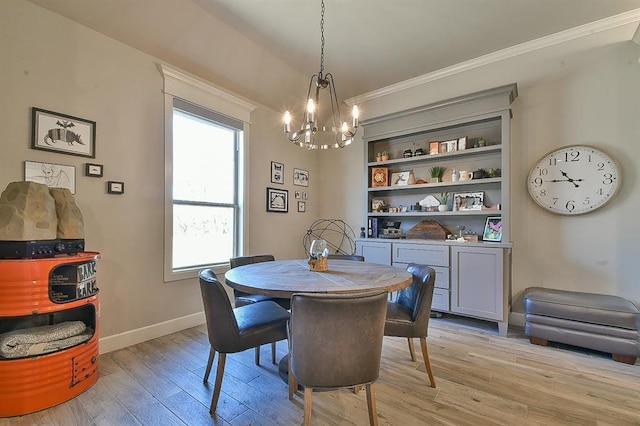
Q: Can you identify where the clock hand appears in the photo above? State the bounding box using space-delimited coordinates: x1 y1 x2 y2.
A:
559 170 580 188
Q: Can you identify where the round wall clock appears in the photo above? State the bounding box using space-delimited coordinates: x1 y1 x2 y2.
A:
527 145 621 215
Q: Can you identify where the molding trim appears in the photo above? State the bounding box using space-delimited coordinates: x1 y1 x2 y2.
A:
99 312 206 354
159 63 256 123
347 9 640 105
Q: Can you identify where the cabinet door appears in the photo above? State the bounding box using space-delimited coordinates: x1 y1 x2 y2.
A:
451 246 506 321
356 241 391 265
392 243 449 267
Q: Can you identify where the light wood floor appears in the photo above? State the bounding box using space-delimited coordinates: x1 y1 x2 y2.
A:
2 315 639 425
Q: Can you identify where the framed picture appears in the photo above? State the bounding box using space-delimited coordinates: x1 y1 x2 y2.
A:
271 161 284 184
298 201 306 212
302 192 308 200
85 163 103 177
453 191 484 211
31 107 96 158
24 160 76 194
371 167 388 187
429 141 439 155
445 139 458 153
295 191 301 199
458 136 467 151
390 171 410 186
293 168 309 187
266 187 288 213
107 181 125 194
483 216 503 242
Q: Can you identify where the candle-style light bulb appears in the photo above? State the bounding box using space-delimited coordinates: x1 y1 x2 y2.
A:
352 105 359 128
306 99 315 123
283 111 291 133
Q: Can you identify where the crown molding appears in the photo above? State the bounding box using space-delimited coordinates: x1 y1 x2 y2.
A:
347 9 640 106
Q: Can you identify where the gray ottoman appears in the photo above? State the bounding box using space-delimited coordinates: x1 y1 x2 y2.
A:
523 287 640 364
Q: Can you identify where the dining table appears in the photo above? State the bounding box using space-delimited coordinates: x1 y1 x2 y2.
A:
224 258 413 383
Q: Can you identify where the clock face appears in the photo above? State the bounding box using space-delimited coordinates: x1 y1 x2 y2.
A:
527 145 621 215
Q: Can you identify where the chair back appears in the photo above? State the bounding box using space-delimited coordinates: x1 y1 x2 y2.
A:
395 263 436 329
290 291 388 388
199 269 240 353
327 254 365 261
229 254 275 269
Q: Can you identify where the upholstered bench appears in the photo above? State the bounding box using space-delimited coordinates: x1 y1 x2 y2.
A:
523 287 640 364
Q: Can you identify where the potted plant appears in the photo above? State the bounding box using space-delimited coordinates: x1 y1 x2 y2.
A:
438 192 450 211
376 152 382 162
428 166 445 183
381 151 390 161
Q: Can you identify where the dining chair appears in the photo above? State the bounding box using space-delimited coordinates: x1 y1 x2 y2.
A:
384 263 437 388
229 254 290 365
288 291 388 426
199 269 290 416
327 254 365 261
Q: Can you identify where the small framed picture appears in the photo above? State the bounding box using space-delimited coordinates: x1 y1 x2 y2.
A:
390 171 410 186
31 107 96 158
107 181 125 194
24 160 76 194
302 192 308 200
271 161 284 184
293 168 309 187
85 163 103 177
266 187 288 213
371 167 388 188
295 191 301 199
483 216 503 242
458 136 467 151
445 140 458 153
298 201 306 212
429 141 439 155
453 191 484 211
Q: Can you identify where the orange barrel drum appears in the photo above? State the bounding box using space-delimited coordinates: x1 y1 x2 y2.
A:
0 252 100 417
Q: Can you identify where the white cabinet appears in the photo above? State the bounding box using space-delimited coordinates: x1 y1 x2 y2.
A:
356 240 391 265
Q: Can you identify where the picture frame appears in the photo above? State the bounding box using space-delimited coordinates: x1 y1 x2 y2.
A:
453 191 484 211
266 187 288 213
107 181 125 194
483 216 503 242
293 168 309 187
458 136 467 151
302 192 308 200
390 171 410 186
295 191 301 199
31 107 96 158
298 201 306 212
24 160 76 194
85 163 103 177
271 161 284 184
371 167 388 187
429 141 440 155
445 139 458 153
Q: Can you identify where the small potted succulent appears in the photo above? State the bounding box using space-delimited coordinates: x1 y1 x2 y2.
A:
381 151 390 161
428 166 446 183
438 192 450 211
376 152 382 162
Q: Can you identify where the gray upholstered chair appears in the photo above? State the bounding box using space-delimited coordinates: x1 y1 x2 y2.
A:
327 254 365 261
384 263 437 388
229 254 290 365
288 291 388 426
199 269 289 416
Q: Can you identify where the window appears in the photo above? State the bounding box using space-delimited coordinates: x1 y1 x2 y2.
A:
161 65 256 281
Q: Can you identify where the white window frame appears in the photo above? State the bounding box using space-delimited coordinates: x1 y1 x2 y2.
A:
161 64 256 282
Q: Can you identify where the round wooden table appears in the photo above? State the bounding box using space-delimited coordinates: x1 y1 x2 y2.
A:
224 259 412 298
224 259 413 384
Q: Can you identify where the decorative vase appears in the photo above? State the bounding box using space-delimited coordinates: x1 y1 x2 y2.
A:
438 205 448 212
408 172 417 185
429 177 440 183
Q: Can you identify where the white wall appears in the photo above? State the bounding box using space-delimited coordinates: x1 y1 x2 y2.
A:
0 0 315 351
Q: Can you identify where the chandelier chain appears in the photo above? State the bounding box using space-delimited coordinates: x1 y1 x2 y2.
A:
319 0 325 77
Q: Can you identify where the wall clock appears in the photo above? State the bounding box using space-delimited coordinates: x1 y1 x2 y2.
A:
527 145 621 215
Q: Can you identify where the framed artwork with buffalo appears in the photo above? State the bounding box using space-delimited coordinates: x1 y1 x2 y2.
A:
31 107 96 158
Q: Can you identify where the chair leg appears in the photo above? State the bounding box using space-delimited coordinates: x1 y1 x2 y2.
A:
419 337 436 388
288 358 297 400
203 347 215 383
365 382 379 426
271 341 277 364
407 337 416 361
303 387 313 426
255 346 260 365
210 353 226 415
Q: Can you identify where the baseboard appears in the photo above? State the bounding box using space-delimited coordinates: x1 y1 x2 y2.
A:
99 311 206 354
509 312 525 328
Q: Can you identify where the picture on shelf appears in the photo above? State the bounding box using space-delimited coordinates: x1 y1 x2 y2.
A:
483 216 502 242
429 141 439 155
453 191 484 211
390 171 410 186
371 167 388 187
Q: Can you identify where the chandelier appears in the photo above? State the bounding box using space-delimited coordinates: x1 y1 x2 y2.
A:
283 0 359 149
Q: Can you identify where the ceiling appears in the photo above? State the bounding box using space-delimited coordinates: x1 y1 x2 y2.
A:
25 0 640 111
